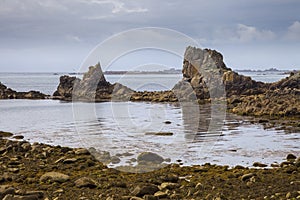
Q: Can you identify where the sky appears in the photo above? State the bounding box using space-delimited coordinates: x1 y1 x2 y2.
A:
0 0 300 72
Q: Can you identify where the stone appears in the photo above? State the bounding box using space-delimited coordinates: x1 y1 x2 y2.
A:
145 132 173 136
0 131 13 138
74 148 90 155
161 174 179 183
131 184 159 197
0 186 15 199
40 172 70 183
241 173 255 181
110 156 121 164
160 182 180 190
75 177 98 188
253 162 268 167
2 194 40 200
154 191 168 198
144 195 159 200
137 152 164 164
63 158 77 164
129 197 143 200
286 153 297 160
13 135 24 140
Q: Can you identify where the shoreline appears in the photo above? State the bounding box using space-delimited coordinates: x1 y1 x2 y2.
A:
0 133 299 199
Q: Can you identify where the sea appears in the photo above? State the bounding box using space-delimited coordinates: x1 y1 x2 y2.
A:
0 71 299 168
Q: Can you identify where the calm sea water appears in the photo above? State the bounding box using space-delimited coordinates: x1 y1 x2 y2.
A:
0 73 182 95
0 72 298 168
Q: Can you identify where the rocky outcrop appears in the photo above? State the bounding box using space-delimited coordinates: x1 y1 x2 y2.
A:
53 63 135 101
0 82 47 99
176 46 268 100
177 46 300 118
228 72 300 117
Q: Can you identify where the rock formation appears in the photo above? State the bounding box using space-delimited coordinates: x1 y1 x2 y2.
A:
175 46 299 118
174 46 268 100
0 82 47 99
53 62 135 101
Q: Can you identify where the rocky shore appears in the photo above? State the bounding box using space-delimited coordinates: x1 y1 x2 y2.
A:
0 82 48 99
51 47 299 122
0 132 299 200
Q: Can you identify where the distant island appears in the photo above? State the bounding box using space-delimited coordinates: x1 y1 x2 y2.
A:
235 67 299 74
104 68 181 75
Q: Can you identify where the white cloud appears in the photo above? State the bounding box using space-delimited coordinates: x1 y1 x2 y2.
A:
285 21 300 40
236 24 276 42
79 0 148 14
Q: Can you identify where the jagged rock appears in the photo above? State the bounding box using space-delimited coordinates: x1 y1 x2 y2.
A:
178 46 268 99
0 82 47 100
53 63 134 101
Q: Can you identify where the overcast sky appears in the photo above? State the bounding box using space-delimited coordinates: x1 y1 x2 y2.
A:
0 0 300 72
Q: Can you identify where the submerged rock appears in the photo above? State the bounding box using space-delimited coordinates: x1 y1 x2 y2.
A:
137 152 164 164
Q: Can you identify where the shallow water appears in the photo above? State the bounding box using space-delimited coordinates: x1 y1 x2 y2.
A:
0 99 298 167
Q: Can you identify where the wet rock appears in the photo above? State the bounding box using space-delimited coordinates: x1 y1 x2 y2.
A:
40 172 70 183
111 156 121 164
286 153 297 160
63 158 77 164
53 63 134 101
0 131 13 138
131 184 159 197
253 162 268 167
137 152 164 164
12 135 24 140
75 177 98 188
160 182 180 190
0 186 15 199
241 173 255 181
154 191 168 198
129 197 143 200
145 132 173 136
74 148 90 155
0 82 47 100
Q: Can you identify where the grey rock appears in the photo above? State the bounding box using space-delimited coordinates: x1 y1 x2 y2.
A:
137 152 164 164
40 172 70 183
75 177 98 188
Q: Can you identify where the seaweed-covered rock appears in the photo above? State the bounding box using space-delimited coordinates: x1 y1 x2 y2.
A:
0 82 47 99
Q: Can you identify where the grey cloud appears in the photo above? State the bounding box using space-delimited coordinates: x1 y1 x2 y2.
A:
0 0 300 71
